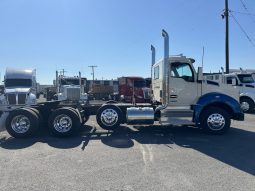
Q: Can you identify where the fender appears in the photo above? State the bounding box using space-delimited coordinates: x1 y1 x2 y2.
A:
192 92 243 124
240 91 255 103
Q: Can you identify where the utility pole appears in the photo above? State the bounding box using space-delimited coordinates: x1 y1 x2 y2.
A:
59 69 67 76
224 0 229 74
88 65 97 81
88 65 97 91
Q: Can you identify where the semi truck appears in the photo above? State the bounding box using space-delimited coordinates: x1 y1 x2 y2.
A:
1 30 244 138
55 71 88 103
0 68 37 107
205 71 255 113
118 76 151 103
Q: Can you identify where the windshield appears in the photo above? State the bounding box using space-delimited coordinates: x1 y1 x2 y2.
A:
134 80 146 88
237 74 255 84
5 79 32 87
60 79 80 85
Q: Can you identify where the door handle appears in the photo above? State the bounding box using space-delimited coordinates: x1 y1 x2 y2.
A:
170 95 178 98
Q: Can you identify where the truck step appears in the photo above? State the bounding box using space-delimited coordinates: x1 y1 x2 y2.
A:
160 107 194 126
161 108 194 118
160 116 195 126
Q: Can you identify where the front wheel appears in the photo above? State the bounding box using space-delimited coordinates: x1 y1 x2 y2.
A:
96 105 123 130
200 107 231 135
240 98 255 113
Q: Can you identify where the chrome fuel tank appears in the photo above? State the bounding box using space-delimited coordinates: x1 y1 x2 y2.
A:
126 107 154 125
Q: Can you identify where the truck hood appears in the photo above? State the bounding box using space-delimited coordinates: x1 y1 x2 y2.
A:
244 82 255 87
5 88 31 94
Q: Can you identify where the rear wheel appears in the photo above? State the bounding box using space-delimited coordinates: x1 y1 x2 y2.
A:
5 108 39 138
48 107 81 137
96 105 123 130
200 107 231 135
29 108 43 124
240 98 255 113
83 114 90 124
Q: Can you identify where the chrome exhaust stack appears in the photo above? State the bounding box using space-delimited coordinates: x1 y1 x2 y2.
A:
79 71 82 95
56 71 59 93
155 29 170 113
162 29 169 106
151 45 156 79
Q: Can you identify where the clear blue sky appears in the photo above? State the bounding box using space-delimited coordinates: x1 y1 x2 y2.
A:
0 0 255 84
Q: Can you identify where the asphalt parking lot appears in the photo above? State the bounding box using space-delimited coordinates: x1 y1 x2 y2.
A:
0 114 255 191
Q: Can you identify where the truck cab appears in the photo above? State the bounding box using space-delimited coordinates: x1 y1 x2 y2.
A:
0 68 37 106
206 72 255 113
56 71 88 103
118 76 151 103
152 56 240 108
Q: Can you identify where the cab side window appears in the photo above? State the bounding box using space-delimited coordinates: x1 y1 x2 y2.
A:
154 66 159 79
226 77 238 85
171 62 194 82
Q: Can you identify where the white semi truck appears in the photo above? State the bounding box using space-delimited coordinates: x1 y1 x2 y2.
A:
2 30 244 138
0 68 37 106
55 71 88 103
205 71 255 113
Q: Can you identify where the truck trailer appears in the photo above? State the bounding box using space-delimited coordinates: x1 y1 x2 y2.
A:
1 30 244 138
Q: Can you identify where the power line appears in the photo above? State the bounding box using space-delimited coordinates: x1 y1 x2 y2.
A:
239 0 255 25
231 10 255 17
229 11 255 47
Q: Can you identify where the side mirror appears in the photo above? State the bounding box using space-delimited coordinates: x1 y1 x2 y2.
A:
197 67 203 81
232 78 237 86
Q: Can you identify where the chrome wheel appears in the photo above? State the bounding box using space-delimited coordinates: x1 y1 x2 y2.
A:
207 113 225 131
241 101 250 112
11 115 30 134
100 109 118 126
53 114 72 133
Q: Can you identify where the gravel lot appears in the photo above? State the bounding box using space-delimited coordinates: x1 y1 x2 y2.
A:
0 113 255 191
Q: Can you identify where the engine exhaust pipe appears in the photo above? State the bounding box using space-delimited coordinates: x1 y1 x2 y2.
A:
151 45 156 80
155 29 170 114
56 71 59 93
79 71 82 95
162 29 169 105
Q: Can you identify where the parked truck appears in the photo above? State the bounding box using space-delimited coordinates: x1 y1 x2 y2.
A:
1 30 244 138
118 76 151 103
0 68 37 107
205 71 255 113
55 71 88 103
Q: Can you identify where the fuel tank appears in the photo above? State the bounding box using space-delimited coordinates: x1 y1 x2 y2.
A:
126 107 154 125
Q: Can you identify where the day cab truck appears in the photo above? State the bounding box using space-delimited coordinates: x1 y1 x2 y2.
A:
1 30 244 138
118 76 151 103
0 68 37 107
55 71 88 103
205 71 255 113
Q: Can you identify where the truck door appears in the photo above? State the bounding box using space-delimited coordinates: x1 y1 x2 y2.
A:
168 62 198 107
160 62 198 126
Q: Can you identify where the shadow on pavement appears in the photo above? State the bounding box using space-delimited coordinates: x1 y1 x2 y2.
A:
0 124 255 176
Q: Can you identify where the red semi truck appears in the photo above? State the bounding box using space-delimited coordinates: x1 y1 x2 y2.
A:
118 76 151 103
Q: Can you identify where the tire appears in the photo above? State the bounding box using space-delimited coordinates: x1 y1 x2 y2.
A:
200 107 231 135
106 100 118 104
240 98 255 113
96 105 123 130
48 107 81 137
28 108 43 121
5 108 39 138
68 107 89 124
64 107 82 123
83 114 90 124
